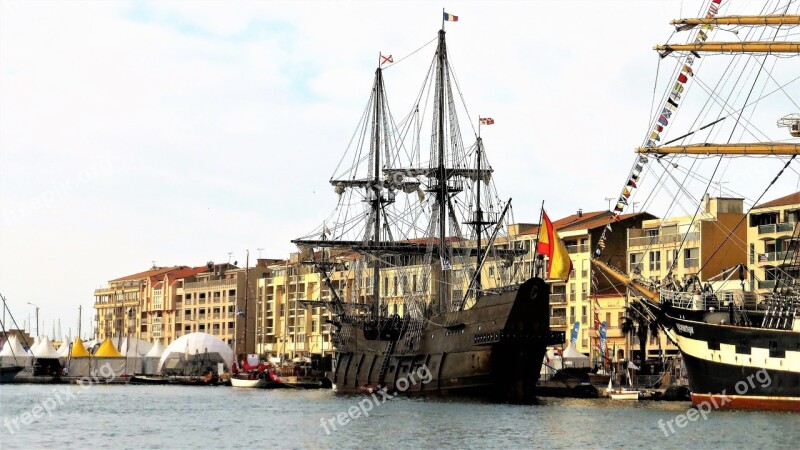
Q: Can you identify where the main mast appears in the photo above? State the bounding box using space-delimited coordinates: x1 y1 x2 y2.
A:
436 29 449 313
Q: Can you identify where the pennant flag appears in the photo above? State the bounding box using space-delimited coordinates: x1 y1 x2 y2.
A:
614 203 624 212
667 98 679 109
631 172 640 182
480 117 495 125
682 64 694 76
686 55 695 65
619 196 628 206
627 179 637 188
635 163 643 172
662 108 673 119
673 82 685 93
443 12 458 21
670 91 682 102
440 256 452 270
613 213 622 222
658 115 668 126
537 210 573 281
622 187 631 198
638 155 649 164
646 139 656 147
656 125 664 132
380 54 393 66
650 131 661 141
605 223 612 232
598 238 606 250
677 73 688 84
698 30 708 41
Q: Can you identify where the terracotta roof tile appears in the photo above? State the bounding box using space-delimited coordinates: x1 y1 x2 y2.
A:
754 192 800 210
110 267 182 282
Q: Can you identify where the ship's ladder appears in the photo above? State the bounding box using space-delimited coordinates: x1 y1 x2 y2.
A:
376 339 397 387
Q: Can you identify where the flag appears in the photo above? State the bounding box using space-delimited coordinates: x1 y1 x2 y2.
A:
622 187 631 198
440 256 452 270
658 115 668 126
536 210 573 281
682 64 694 76
678 73 688 84
627 179 637 188
443 12 458 21
380 54 393 66
480 117 494 125
667 98 679 109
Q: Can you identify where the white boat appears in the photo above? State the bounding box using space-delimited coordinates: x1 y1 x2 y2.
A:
607 372 639 400
230 376 268 388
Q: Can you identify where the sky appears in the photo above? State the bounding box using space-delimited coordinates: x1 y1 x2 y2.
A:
1 0 798 338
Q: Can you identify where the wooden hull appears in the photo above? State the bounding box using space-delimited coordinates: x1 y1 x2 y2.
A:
331 278 562 403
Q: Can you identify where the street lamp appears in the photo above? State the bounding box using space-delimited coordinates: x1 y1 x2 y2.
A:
27 302 39 337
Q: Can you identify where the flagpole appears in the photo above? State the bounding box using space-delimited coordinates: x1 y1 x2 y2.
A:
531 200 545 278
442 8 445 29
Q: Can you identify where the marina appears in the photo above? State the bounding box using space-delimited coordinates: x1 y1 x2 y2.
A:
2 384 799 448
2 0 800 448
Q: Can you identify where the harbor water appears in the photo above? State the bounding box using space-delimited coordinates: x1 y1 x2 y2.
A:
1 385 799 449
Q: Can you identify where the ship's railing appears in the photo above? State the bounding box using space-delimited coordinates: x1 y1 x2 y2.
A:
659 290 720 310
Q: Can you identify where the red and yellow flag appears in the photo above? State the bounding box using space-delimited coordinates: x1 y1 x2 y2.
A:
536 210 573 281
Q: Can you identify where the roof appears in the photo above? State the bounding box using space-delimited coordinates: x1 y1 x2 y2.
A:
71 339 91 358
559 212 653 232
110 266 182 282
517 210 609 236
754 192 800 210
94 338 123 358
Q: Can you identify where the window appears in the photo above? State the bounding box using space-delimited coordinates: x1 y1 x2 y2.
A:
413 275 417 292
649 251 661 271
684 248 699 268
629 253 643 273
393 276 398 295
581 282 587 297
489 266 495 277
570 306 575 320
383 277 388 295
311 320 318 333
153 289 163 310
569 283 575 301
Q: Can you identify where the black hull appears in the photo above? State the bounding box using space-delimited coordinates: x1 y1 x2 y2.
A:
331 278 562 403
0 366 24 384
643 299 800 411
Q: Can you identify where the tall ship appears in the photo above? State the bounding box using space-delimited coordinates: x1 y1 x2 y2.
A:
291 19 563 402
593 0 800 411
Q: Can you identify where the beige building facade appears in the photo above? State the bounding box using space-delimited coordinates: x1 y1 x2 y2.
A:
746 192 800 294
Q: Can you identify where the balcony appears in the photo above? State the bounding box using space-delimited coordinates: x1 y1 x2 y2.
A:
550 294 567 304
758 280 776 289
684 258 700 268
628 231 699 248
757 251 795 264
566 244 589 254
550 317 567 327
184 279 236 290
757 222 796 235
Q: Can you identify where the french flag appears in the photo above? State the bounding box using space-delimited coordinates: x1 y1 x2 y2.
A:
443 12 458 22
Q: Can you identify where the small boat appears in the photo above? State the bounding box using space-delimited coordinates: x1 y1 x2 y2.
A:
129 375 170 385
0 365 24 384
607 371 639 400
230 376 268 388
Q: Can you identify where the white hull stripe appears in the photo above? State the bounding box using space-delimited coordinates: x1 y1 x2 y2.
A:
674 331 800 373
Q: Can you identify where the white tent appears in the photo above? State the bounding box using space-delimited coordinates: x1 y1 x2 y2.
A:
29 336 41 355
120 337 154 357
57 337 72 363
1 336 32 367
143 340 164 374
562 342 591 368
158 333 233 375
35 338 60 359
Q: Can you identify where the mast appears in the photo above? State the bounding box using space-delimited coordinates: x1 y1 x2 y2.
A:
244 249 249 355
372 67 384 317
437 28 448 314
475 137 482 294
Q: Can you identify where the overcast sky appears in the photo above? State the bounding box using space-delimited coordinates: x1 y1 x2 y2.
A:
2 0 798 338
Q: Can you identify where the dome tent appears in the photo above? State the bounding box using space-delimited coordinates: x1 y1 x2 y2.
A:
158 333 233 375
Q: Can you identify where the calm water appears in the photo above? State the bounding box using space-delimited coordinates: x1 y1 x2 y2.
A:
1 384 798 449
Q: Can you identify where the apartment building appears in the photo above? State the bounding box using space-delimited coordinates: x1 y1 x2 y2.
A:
746 191 800 294
509 210 655 355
